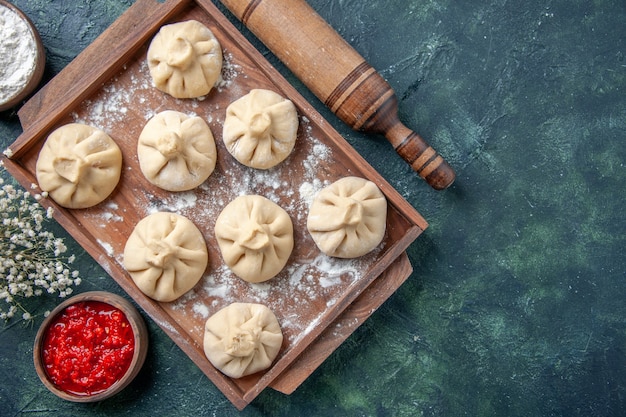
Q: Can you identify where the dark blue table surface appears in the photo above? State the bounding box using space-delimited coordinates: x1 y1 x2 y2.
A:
1 1 624 416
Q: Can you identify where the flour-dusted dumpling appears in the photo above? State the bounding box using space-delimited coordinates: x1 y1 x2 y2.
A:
35 123 122 209
215 195 293 283
138 110 217 191
123 212 208 302
147 20 223 99
307 176 387 258
222 89 298 169
203 303 283 378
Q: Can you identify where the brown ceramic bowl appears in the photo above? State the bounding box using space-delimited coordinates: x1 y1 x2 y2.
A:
33 291 148 402
0 0 46 112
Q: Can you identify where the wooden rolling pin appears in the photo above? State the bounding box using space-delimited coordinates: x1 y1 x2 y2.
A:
220 0 455 190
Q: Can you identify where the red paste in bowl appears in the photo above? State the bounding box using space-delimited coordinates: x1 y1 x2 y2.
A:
41 300 135 396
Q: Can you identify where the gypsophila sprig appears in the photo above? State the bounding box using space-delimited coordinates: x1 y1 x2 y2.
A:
0 162 81 321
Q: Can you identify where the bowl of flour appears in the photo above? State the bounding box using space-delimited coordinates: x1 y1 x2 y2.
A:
0 1 45 112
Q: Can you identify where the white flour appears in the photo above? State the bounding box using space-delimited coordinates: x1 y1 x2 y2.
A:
0 5 37 104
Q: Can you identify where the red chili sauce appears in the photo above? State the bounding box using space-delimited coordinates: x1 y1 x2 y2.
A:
42 301 135 396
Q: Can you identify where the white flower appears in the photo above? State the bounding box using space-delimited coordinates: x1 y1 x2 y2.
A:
0 168 81 321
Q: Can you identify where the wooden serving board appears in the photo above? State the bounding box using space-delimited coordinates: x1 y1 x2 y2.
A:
5 0 427 409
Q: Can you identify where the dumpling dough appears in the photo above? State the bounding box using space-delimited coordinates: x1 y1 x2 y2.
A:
123 212 208 302
222 89 298 169
147 20 223 99
215 195 293 283
35 123 122 209
138 110 217 191
203 303 283 378
307 176 387 258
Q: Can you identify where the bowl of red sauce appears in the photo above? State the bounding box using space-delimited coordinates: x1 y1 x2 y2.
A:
33 291 148 402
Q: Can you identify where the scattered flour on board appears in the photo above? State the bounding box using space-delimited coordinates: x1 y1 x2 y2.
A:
70 63 150 131
71 51 241 132
97 239 114 257
85 201 124 227
192 303 210 319
147 191 198 214
179 247 368 344
100 211 123 223
74 47 380 348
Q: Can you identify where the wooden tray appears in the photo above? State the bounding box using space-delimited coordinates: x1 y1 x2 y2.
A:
4 0 427 409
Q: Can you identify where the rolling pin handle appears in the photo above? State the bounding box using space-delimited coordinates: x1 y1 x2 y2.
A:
385 120 455 190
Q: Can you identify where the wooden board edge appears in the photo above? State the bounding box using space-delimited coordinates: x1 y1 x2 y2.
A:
238 224 423 403
269 251 413 394
6 0 429 410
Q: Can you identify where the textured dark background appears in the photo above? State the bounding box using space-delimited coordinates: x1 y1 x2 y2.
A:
1 0 625 416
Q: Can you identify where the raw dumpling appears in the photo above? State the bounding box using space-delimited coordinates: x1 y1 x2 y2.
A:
147 20 223 99
203 303 283 378
307 176 387 258
123 212 208 302
35 123 122 209
137 110 217 191
215 195 293 283
222 89 298 169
